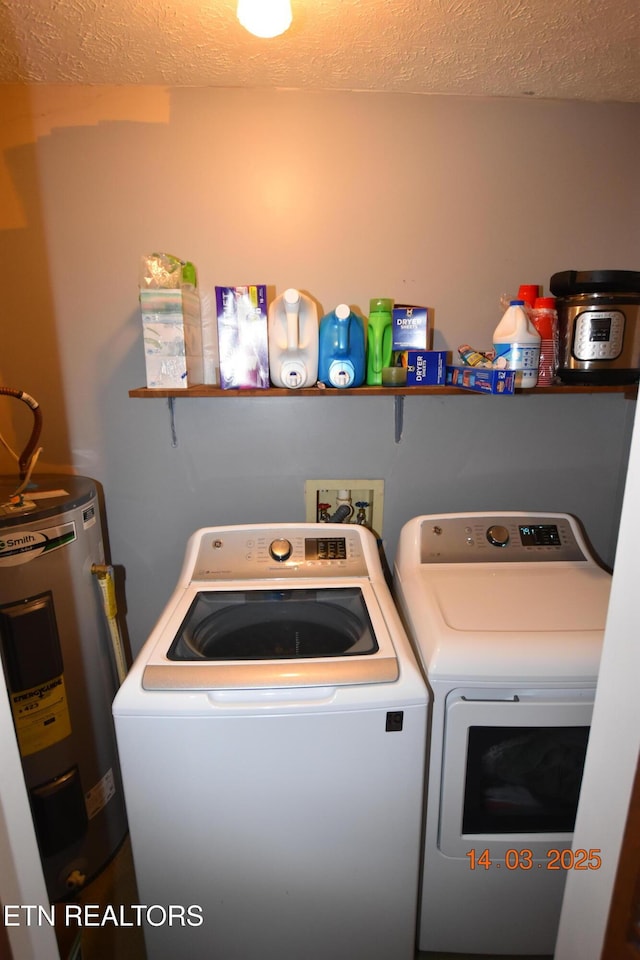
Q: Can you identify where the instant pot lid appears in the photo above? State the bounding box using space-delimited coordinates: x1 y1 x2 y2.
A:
550 270 640 297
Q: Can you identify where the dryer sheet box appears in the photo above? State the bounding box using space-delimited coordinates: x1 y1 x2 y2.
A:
405 351 447 385
446 365 516 394
392 305 430 351
140 287 204 389
215 285 269 389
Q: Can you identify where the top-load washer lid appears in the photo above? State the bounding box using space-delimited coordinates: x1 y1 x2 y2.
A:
393 512 612 683
136 521 409 692
143 583 399 690
169 588 378 661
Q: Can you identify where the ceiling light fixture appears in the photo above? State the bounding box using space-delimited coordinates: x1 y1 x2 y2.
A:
237 0 292 38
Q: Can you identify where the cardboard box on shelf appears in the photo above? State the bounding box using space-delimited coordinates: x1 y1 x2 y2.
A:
140 287 204 388
446 365 516 394
215 285 269 389
405 351 447 386
392 306 430 352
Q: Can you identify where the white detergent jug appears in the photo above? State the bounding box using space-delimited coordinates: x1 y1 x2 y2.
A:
493 299 541 389
268 288 319 389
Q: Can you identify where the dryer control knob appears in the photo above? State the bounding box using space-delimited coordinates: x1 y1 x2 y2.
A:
269 538 293 562
486 524 510 547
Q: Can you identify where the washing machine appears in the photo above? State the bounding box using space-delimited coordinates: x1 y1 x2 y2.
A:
393 512 612 956
113 522 428 960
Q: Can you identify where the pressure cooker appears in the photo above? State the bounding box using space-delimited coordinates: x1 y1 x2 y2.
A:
550 269 640 385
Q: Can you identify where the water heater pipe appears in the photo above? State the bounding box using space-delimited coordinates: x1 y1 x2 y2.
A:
91 564 128 686
0 387 43 489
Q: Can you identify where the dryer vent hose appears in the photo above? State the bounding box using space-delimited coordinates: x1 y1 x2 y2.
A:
0 387 43 487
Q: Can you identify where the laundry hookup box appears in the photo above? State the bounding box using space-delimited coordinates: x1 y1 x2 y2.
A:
216 285 269 389
139 254 204 388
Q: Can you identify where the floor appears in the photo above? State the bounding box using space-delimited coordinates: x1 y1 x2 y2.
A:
54 837 553 960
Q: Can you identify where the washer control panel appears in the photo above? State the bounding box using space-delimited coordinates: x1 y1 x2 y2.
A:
190 527 370 580
419 514 588 563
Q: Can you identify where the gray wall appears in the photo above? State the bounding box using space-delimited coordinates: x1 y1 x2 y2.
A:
0 86 638 651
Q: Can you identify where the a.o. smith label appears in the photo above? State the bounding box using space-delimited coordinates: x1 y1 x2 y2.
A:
0 522 76 567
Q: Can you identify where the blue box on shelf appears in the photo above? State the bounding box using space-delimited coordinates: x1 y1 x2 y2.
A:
446 365 515 394
392 305 430 351
405 351 447 386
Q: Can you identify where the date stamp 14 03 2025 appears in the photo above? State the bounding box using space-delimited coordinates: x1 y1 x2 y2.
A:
466 848 602 871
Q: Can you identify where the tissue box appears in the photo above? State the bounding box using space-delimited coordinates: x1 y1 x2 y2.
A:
446 365 515 394
215 286 269 389
392 305 430 351
405 351 447 385
140 287 204 388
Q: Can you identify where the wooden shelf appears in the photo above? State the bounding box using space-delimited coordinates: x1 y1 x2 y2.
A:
129 383 638 399
129 381 637 444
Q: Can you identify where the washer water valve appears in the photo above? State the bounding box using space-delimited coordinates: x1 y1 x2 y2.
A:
355 501 370 525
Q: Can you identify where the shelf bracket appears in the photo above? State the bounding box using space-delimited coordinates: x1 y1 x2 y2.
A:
394 395 405 444
168 398 178 447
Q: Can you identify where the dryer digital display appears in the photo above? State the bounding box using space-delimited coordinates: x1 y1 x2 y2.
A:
518 524 561 547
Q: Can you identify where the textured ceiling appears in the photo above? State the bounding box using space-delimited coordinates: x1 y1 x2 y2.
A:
1 0 640 101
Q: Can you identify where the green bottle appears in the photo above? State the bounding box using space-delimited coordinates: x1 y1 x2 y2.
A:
366 298 393 385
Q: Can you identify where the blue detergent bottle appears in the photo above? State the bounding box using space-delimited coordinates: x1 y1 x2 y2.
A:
318 304 366 388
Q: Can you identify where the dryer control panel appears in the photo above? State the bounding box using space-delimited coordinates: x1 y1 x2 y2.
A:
419 514 590 563
188 525 372 580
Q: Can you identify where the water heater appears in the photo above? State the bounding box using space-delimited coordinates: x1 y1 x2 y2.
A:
0 474 128 901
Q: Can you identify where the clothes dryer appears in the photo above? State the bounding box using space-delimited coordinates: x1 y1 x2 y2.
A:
113 523 428 960
393 512 612 956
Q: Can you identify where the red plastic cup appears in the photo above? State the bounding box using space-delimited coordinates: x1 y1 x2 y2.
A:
532 297 557 339
518 284 539 307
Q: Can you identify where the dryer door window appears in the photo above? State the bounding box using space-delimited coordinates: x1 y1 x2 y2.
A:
463 724 589 835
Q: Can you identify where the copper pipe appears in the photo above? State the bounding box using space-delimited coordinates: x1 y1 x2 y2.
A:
0 387 43 482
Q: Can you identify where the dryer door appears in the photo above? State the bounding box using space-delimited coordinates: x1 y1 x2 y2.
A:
438 688 594 859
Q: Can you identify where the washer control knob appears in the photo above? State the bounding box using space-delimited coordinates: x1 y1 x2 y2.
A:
486 524 510 547
269 538 293 562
